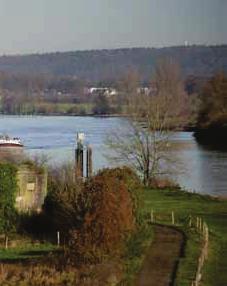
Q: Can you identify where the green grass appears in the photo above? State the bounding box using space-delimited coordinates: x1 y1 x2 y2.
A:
121 225 154 285
35 102 94 114
0 243 57 261
142 188 227 286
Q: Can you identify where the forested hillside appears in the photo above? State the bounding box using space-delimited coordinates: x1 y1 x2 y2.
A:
0 45 226 82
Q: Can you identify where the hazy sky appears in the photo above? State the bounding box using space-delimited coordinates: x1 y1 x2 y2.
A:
0 0 226 55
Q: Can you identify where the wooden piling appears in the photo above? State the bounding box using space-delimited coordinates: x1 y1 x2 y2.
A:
75 144 84 177
86 145 93 178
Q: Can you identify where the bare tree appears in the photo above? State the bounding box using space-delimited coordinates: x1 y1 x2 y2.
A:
107 58 189 186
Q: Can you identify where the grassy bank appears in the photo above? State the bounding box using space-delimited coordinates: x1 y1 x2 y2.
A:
0 243 57 262
142 188 227 286
121 225 154 284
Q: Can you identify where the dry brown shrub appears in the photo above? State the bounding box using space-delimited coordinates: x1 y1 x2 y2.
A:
69 171 135 264
0 263 78 286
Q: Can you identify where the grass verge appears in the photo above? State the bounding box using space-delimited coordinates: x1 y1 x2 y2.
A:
142 187 227 286
0 243 58 262
120 225 153 285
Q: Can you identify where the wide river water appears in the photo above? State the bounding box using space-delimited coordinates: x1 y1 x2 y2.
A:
0 115 227 197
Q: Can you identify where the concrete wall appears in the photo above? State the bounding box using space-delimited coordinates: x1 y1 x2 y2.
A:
16 164 47 212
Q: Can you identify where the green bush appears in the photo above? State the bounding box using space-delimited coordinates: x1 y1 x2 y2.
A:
0 163 18 235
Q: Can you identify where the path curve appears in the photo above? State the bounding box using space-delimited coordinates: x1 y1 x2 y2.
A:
135 225 185 286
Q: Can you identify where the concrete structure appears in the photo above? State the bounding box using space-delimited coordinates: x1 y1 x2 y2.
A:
0 147 47 213
16 164 47 212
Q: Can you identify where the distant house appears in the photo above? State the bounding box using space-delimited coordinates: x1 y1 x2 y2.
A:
88 87 118 97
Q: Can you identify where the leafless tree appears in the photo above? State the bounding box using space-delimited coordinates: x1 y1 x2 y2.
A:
107 58 189 186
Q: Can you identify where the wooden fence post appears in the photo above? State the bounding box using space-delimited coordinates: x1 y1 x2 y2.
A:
57 231 60 247
150 210 154 223
189 215 192 228
196 217 199 229
5 235 8 250
172 211 175 225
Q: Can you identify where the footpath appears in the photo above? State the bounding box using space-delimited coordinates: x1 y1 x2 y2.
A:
135 225 184 286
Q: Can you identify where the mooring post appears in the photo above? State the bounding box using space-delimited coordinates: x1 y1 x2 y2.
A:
75 133 85 178
86 145 93 178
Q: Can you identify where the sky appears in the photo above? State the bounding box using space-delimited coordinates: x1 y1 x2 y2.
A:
0 0 226 55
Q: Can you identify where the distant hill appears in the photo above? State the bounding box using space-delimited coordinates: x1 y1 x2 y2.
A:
0 45 226 82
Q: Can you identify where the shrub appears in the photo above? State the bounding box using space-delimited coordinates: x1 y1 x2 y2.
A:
97 167 142 223
0 163 18 235
43 164 83 233
69 170 136 264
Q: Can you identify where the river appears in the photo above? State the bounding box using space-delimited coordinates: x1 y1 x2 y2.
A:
0 115 227 197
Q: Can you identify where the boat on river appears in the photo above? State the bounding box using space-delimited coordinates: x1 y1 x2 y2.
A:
0 135 24 148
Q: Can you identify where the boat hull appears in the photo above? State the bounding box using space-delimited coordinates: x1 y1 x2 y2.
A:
0 143 23 148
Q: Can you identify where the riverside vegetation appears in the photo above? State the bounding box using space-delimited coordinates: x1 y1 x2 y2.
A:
0 163 227 285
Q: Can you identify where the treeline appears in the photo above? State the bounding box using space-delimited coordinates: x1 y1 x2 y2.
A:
0 72 90 115
1 65 227 136
0 45 226 81
0 71 129 115
194 72 227 147
0 67 201 117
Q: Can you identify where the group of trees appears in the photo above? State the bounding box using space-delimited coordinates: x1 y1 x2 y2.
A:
194 72 227 146
196 72 227 129
0 72 88 115
107 58 190 185
107 60 227 183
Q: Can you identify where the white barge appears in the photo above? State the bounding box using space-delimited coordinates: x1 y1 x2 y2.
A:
0 135 24 148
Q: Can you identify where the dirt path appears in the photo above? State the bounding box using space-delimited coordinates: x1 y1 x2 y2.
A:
135 225 185 286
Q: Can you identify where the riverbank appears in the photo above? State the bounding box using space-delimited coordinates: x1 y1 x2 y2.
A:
139 187 227 286
194 126 227 150
0 112 124 118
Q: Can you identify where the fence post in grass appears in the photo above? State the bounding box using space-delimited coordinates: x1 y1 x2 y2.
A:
189 215 192 228
57 231 60 247
5 235 8 249
204 224 209 259
171 211 175 225
200 218 203 233
150 210 154 223
196 217 199 230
